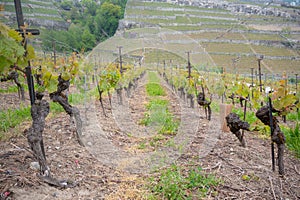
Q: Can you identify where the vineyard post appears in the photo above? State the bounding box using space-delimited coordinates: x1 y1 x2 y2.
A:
93 55 97 84
255 69 258 83
251 67 254 98
117 46 123 75
268 97 276 172
257 55 264 106
43 51 46 61
98 52 101 70
63 51 66 63
232 58 237 80
295 73 298 93
156 50 159 70
186 51 191 82
222 67 226 103
296 73 298 112
282 72 288 123
241 95 248 146
52 40 56 66
14 0 40 105
170 59 173 77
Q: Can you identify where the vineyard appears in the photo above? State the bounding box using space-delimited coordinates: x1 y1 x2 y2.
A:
1 0 300 200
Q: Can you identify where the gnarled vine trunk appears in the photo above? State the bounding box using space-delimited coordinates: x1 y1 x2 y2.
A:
26 98 50 176
49 75 84 146
197 92 211 120
1 71 25 100
187 93 194 108
226 113 250 147
256 106 285 175
116 87 123 105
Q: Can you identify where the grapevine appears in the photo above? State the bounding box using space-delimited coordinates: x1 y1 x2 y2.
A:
95 63 146 116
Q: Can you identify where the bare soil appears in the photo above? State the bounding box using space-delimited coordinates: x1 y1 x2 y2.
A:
0 73 299 200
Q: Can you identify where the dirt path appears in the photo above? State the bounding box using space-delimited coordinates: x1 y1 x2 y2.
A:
81 71 202 174
0 71 299 199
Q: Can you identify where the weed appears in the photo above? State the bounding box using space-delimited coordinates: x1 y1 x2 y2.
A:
286 110 300 121
147 164 220 199
210 101 220 113
50 101 64 113
140 99 179 135
232 108 257 125
139 112 151 126
138 141 147 149
158 113 179 135
0 106 31 133
282 123 300 158
0 85 19 93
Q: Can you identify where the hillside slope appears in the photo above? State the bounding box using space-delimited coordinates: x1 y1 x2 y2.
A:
90 0 300 75
1 0 69 30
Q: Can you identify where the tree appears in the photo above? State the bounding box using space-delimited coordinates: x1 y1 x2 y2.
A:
41 0 127 52
70 6 80 21
95 2 121 41
82 0 97 16
67 24 83 50
85 16 96 35
82 28 96 51
60 0 72 11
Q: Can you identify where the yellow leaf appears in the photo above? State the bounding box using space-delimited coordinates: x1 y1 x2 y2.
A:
26 45 35 59
8 29 23 42
242 174 251 181
61 72 71 81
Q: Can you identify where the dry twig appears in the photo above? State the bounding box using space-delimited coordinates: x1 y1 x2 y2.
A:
269 176 277 200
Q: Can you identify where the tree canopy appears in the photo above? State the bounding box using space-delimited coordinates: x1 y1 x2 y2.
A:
42 0 127 53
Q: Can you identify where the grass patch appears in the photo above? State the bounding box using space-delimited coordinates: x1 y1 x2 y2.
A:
147 164 220 199
0 91 88 140
146 71 165 96
0 85 20 93
282 123 300 158
286 110 300 121
50 101 65 113
146 83 165 96
141 72 179 135
140 99 178 135
0 106 31 135
232 108 257 126
0 101 67 139
211 101 221 113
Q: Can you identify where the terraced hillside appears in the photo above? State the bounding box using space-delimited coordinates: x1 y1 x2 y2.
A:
90 0 300 75
1 0 68 30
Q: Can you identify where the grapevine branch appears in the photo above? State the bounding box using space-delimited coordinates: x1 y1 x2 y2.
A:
0 70 25 100
50 75 84 146
95 75 107 117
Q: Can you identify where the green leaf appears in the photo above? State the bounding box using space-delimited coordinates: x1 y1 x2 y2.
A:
61 72 71 81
